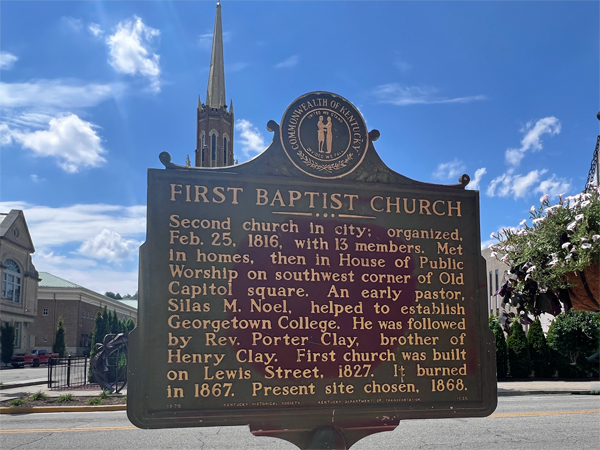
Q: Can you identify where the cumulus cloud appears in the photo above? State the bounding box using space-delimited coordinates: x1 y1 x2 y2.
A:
535 174 571 198
106 16 161 92
235 119 266 159
374 83 486 106
0 79 118 109
433 159 466 181
505 117 561 167
274 55 299 69
0 51 18 70
466 168 487 191
88 22 104 38
8 114 107 172
198 30 232 50
487 170 546 199
79 229 141 263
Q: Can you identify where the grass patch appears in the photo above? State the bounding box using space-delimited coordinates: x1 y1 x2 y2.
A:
56 393 75 403
87 397 103 405
30 391 49 401
99 389 111 400
9 398 27 407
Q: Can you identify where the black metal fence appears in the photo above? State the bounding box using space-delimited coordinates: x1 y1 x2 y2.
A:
48 356 91 390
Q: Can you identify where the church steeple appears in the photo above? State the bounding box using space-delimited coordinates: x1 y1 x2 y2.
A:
195 1 234 168
206 1 226 109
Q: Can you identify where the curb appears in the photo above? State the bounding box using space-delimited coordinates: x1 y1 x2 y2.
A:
0 404 127 414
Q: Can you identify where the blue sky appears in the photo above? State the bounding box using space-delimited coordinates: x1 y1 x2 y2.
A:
1 1 598 295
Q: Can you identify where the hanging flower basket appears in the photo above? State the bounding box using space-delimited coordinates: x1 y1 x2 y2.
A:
565 262 600 312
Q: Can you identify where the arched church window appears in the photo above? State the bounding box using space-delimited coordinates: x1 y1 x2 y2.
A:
201 134 206 166
211 134 217 167
223 137 228 165
2 259 22 303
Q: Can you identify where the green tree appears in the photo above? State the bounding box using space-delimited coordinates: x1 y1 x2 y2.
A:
489 317 508 378
110 309 120 334
547 310 600 376
507 320 531 378
90 307 109 357
527 318 551 378
124 318 135 332
1 322 15 366
52 316 67 357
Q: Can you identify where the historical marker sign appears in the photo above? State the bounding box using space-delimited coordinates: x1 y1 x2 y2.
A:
128 92 497 448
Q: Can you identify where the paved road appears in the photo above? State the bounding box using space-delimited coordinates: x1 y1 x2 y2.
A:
1 395 598 449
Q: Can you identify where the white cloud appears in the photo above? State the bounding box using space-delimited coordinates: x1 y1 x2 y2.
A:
88 22 104 38
466 168 487 191
374 83 486 106
0 79 118 109
9 114 107 173
0 51 18 70
505 117 561 167
433 159 466 181
106 16 161 92
487 170 547 199
235 119 266 159
61 16 83 32
535 174 571 198
274 55 299 69
79 229 141 263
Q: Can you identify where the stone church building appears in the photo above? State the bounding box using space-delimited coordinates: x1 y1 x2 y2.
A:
195 1 235 168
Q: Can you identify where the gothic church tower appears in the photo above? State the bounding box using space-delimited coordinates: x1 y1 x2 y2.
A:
195 2 234 167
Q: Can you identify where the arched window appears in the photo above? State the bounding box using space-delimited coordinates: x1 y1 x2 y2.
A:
211 134 217 166
2 259 22 303
223 137 228 165
201 134 206 166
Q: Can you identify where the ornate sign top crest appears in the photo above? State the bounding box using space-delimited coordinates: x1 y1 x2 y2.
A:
280 91 369 179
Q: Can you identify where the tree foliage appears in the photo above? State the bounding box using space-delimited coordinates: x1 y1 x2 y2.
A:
507 320 531 378
527 318 551 377
547 310 600 375
1 322 15 366
52 316 67 357
489 316 508 378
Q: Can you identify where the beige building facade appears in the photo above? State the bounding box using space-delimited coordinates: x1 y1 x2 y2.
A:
0 210 40 357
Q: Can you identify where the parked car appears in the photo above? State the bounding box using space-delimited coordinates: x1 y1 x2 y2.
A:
10 349 59 368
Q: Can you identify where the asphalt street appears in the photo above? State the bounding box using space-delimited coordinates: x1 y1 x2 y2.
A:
1 395 598 449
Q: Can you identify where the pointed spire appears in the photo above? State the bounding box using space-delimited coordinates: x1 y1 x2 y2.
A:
229 99 234 116
206 1 226 109
197 95 202 109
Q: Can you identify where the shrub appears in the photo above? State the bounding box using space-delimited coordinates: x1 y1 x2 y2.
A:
528 319 551 377
1 322 15 366
52 316 67 358
9 398 27 407
507 320 531 378
87 397 102 405
99 389 110 400
489 318 508 378
547 310 600 376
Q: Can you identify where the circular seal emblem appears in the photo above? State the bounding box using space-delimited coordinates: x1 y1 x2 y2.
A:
280 92 369 179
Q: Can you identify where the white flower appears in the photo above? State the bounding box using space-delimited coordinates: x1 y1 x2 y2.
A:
519 219 527 227
581 243 592 249
490 232 495 239
532 217 546 225
580 200 591 208
565 253 573 261
540 194 549 203
526 265 536 273
490 251 497 258
502 255 509 263
548 259 558 267
567 221 578 231
561 242 571 249
580 237 588 242
570 246 577 253
593 235 600 242
530 205 536 212
575 214 584 222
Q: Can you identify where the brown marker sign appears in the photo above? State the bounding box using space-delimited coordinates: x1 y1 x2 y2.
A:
128 92 497 448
